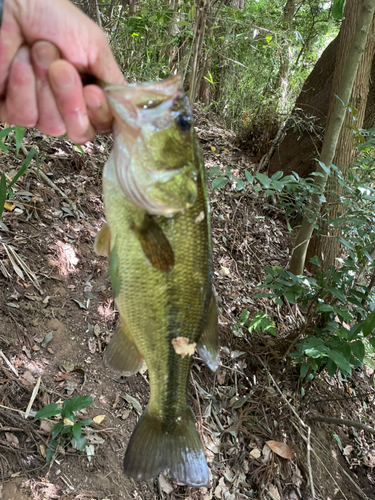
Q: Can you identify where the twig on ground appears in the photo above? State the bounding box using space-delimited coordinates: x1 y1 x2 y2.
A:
310 415 375 435
256 356 316 500
0 350 19 377
291 420 348 500
25 376 41 419
30 166 80 220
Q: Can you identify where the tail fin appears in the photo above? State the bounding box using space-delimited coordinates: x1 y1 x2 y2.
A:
123 407 209 487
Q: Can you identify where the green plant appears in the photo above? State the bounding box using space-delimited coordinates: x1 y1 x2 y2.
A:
0 126 38 219
235 309 276 336
34 395 93 463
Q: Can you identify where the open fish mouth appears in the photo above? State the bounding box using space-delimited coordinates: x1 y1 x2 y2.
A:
104 75 197 215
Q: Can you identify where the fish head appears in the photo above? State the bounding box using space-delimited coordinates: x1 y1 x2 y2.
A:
104 75 198 215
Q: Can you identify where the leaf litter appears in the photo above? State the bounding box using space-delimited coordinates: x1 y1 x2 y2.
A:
0 115 373 500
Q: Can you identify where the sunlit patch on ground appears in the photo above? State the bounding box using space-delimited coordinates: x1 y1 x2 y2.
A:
48 241 79 276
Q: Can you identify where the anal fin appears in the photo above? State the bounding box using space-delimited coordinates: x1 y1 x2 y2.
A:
104 322 144 376
123 406 209 487
197 294 219 372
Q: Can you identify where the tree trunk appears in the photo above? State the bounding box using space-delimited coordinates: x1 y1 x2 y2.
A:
273 0 296 111
306 10 375 272
289 0 375 276
268 40 375 179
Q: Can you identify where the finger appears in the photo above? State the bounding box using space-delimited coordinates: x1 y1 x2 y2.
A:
1 46 38 127
31 41 66 137
49 60 95 144
83 84 113 135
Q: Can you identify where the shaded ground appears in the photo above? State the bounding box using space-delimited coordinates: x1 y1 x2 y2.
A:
0 115 374 500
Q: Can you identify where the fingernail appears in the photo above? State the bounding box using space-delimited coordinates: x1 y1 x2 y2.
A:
32 41 59 69
15 46 31 64
52 63 76 91
85 88 102 109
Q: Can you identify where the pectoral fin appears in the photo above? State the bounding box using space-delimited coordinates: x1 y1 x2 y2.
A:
94 224 111 257
132 215 174 273
197 294 219 372
104 322 144 376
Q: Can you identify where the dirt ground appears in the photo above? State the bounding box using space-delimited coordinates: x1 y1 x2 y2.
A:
0 117 375 500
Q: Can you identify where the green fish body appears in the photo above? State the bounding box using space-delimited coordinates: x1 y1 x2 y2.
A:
95 76 219 487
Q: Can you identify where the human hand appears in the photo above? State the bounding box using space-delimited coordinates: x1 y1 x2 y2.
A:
0 0 125 143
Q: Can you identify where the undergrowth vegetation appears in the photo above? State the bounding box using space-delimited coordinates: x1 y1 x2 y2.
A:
91 0 339 129
213 126 375 383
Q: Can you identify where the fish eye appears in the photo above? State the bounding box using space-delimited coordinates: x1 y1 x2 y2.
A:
176 114 192 132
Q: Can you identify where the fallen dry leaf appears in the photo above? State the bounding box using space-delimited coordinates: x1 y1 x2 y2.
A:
5 433 19 447
268 484 280 500
63 418 74 426
93 415 106 424
159 473 174 494
172 337 196 358
250 448 261 459
3 202 16 211
40 444 46 458
113 393 120 409
266 440 293 460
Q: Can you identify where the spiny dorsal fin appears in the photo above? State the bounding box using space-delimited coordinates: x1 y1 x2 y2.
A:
131 215 174 273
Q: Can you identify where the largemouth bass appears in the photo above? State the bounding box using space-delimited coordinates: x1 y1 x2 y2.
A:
95 75 219 487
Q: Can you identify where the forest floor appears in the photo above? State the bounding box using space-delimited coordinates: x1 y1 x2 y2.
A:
0 109 374 500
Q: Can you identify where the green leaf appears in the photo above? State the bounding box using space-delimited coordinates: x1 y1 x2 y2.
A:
332 0 346 19
271 171 283 181
332 433 342 448
35 403 61 420
62 395 93 416
300 363 309 379
15 126 25 154
364 357 375 370
348 322 362 341
0 173 7 219
72 423 82 439
79 419 92 427
46 439 58 463
235 179 246 191
212 177 229 190
245 171 254 184
52 421 64 440
255 173 271 189
74 436 87 451
73 143 85 156
350 340 365 362
338 237 355 252
333 307 353 322
310 255 320 267
8 148 37 191
316 303 333 312
363 310 375 337
327 349 351 374
326 358 337 377
326 287 346 303
317 160 330 175
61 425 74 435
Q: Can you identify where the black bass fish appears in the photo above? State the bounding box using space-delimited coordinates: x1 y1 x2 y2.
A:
95 75 219 487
